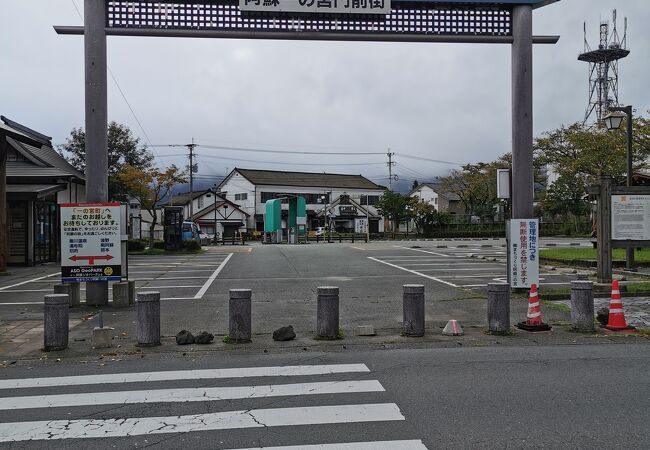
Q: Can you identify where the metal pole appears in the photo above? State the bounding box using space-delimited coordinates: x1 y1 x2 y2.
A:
0 136 7 273
213 187 217 245
188 138 195 218
84 0 109 306
511 5 534 220
366 193 370 242
625 106 634 270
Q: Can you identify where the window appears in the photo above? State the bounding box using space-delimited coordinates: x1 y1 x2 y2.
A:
361 195 380 206
235 193 248 201
6 150 25 162
198 196 204 209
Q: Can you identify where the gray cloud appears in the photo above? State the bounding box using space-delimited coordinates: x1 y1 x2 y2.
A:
0 0 648 185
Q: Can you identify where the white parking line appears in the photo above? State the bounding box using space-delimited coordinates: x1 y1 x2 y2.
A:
194 253 233 299
0 273 59 291
368 257 458 287
395 246 449 257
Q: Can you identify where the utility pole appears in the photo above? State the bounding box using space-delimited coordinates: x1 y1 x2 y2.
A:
187 137 196 218
387 148 395 191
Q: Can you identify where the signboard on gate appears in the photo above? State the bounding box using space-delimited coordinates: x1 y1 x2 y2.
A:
508 218 539 288
240 0 392 15
61 203 122 282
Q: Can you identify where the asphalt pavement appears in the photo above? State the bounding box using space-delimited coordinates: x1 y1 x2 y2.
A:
0 343 648 449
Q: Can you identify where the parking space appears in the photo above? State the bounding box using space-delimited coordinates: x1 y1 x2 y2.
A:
0 250 233 306
367 242 579 289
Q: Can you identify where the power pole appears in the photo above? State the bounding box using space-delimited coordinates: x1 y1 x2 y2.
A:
187 137 196 218
387 148 395 191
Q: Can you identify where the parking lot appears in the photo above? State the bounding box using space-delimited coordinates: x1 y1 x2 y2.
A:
0 249 238 308
0 238 592 354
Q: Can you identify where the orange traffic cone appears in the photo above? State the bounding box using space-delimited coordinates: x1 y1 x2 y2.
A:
516 283 552 332
604 280 636 332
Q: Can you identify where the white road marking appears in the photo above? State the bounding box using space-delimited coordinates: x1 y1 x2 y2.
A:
231 440 428 450
416 268 503 272
395 246 449 257
194 252 233 299
368 257 458 287
0 364 370 390
0 403 404 442
128 269 216 274
399 263 499 267
0 380 384 411
0 273 58 291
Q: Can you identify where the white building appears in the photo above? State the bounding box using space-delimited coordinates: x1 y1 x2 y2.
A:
168 190 249 238
409 183 464 215
216 168 387 233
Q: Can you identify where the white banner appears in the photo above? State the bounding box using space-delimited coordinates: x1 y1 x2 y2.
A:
508 219 539 289
240 0 391 15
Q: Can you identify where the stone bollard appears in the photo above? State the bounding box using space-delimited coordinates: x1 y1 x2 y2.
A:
44 294 69 351
68 283 81 308
53 284 73 306
112 282 130 308
128 280 136 305
136 291 161 347
317 286 340 339
229 289 252 343
487 283 510 334
403 284 425 337
570 281 595 332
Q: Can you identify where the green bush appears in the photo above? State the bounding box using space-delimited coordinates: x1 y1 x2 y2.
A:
153 240 166 250
128 239 145 252
183 240 201 252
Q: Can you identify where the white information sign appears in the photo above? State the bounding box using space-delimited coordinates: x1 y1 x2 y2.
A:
508 218 539 289
61 203 122 283
611 195 650 241
355 217 368 234
239 0 391 15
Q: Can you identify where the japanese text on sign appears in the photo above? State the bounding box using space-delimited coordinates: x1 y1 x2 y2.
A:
61 203 122 283
612 195 650 241
509 219 539 289
239 0 391 15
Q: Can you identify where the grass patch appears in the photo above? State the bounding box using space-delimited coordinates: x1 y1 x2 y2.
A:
540 247 650 263
541 300 571 313
626 282 650 293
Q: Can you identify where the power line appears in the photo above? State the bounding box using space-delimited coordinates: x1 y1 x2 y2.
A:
70 0 160 159
151 143 385 156
397 153 462 166
156 153 385 167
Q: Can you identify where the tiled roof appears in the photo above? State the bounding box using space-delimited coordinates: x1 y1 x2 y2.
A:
233 168 385 190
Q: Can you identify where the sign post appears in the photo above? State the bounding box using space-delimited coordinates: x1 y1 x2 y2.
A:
507 218 539 289
61 203 122 283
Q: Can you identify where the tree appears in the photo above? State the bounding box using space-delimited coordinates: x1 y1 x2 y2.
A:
59 122 155 201
119 164 187 247
437 162 498 222
376 191 407 232
535 114 650 203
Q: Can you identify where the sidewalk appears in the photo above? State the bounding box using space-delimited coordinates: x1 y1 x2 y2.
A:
2 295 648 364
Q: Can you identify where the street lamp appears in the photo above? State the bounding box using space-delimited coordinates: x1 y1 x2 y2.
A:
206 184 219 245
603 105 634 269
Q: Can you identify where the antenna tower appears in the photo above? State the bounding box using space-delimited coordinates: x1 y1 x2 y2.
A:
578 10 629 124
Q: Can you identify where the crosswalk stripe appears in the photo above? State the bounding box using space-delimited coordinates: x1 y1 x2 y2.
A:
230 440 428 449
0 403 405 442
0 364 370 390
0 380 384 410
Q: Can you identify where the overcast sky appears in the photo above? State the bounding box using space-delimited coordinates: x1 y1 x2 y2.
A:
1 0 649 187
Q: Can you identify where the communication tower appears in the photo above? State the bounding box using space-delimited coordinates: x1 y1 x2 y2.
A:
578 10 629 124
